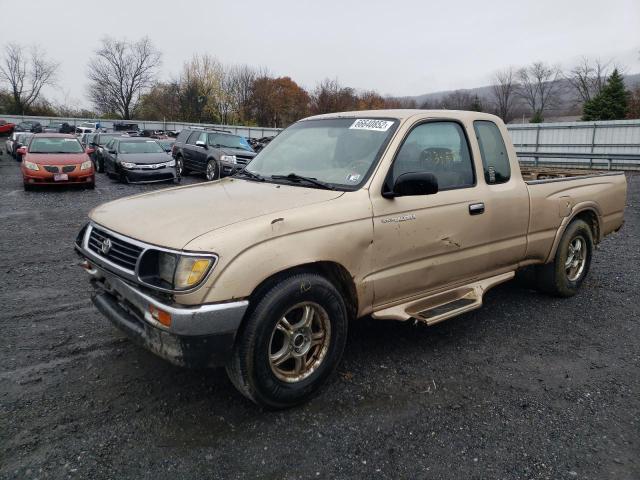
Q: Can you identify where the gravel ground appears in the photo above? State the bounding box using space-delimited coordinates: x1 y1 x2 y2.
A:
0 150 638 480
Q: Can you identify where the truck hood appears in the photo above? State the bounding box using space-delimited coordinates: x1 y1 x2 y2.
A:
89 178 344 250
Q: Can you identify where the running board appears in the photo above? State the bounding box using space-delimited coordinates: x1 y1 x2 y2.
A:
371 272 515 325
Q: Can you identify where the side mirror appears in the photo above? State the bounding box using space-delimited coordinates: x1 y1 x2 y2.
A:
195 140 207 148
86 147 95 155
383 172 438 198
108 149 117 155
17 146 27 155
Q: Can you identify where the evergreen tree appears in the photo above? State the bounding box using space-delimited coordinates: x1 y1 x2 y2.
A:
582 69 629 121
469 95 483 112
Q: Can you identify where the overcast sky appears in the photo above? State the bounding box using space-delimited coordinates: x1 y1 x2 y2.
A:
2 0 639 108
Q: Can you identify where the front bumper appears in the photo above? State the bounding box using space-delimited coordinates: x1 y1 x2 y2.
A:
121 167 176 184
81 258 248 368
220 160 243 177
22 165 94 185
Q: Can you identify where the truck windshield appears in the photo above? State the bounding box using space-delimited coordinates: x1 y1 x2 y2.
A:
245 118 398 189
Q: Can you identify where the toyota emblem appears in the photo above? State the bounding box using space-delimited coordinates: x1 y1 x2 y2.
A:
101 238 112 255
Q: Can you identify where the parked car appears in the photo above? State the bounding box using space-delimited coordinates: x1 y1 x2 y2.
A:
75 110 627 408
75 126 95 136
113 121 139 132
44 121 74 134
172 128 256 180
5 132 18 155
87 132 128 172
80 132 97 148
13 133 34 161
15 121 43 133
102 137 177 184
19 134 95 190
156 138 175 153
0 119 16 135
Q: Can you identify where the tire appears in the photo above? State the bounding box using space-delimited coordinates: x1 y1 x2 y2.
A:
205 159 219 181
86 182 95 190
536 219 594 297
226 272 349 409
97 157 104 173
176 156 189 176
23 184 34 191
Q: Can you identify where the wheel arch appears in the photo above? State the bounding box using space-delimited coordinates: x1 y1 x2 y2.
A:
545 204 601 263
245 261 359 322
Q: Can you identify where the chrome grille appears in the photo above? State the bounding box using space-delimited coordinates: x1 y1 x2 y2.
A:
236 155 254 166
44 165 59 173
88 227 144 271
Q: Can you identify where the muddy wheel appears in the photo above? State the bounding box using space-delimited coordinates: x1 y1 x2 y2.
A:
536 219 593 297
205 159 219 181
226 272 348 409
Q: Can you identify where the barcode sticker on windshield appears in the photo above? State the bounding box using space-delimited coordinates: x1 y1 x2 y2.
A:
349 119 394 132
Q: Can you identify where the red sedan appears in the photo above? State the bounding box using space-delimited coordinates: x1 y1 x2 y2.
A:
0 119 15 135
19 134 95 191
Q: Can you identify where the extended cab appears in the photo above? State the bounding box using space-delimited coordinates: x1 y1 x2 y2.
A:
76 110 627 408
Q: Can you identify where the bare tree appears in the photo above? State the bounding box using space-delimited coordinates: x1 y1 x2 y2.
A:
516 62 562 122
0 43 58 114
228 65 260 123
491 67 517 122
565 57 610 104
87 37 161 119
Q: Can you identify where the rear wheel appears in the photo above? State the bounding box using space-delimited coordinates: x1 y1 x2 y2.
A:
536 219 593 297
205 159 219 181
226 273 348 409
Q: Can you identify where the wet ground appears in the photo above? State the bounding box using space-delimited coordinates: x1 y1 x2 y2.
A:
1 152 638 479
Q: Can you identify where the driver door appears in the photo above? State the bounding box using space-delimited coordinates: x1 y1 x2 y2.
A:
369 120 490 306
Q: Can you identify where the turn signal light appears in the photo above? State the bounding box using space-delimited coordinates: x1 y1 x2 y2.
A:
149 305 172 327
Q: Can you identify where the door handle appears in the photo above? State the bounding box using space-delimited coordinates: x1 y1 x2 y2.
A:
469 202 485 215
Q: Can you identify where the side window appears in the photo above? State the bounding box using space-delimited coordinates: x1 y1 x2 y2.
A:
473 120 511 184
392 122 475 191
176 130 190 143
186 131 201 145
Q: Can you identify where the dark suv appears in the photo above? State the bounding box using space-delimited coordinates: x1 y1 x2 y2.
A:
172 128 256 180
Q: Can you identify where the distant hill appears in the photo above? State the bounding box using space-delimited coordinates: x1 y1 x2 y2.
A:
404 73 640 122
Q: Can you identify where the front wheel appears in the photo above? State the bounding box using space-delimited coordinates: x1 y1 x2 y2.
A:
226 273 348 409
205 159 219 181
536 219 594 297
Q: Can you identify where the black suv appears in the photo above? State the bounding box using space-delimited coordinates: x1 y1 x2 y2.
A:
172 128 256 180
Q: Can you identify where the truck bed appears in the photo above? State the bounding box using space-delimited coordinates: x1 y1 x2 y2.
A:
522 169 627 264
521 166 617 181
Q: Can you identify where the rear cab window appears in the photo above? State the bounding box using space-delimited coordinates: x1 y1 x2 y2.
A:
473 120 511 184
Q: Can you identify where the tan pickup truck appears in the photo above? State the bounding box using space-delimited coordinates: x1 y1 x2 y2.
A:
76 110 627 408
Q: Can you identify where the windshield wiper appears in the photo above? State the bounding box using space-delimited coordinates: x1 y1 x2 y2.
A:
234 169 264 182
271 173 336 190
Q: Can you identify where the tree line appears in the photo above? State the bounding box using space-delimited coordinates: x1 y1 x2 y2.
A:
1 37 639 126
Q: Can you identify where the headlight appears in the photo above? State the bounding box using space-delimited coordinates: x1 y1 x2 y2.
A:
120 162 136 169
138 250 215 291
220 155 236 164
166 159 176 167
24 160 39 171
80 160 92 170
